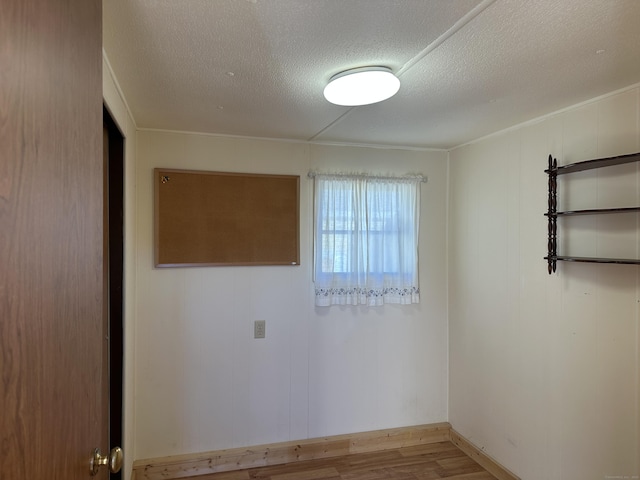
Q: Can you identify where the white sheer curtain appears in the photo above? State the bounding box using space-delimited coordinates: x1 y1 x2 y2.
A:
313 173 421 306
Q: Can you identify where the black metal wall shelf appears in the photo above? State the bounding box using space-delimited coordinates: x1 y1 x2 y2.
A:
546 256 640 265
545 152 640 274
546 152 640 175
546 207 640 217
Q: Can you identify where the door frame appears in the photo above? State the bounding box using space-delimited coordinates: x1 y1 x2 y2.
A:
104 106 125 480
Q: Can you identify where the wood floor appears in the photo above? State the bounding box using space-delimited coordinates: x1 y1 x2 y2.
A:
188 441 498 480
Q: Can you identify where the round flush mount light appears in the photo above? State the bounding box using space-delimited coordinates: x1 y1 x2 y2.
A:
323 66 400 106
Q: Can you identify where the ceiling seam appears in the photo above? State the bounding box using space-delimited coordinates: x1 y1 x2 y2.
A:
308 0 497 143
396 0 497 77
307 107 356 142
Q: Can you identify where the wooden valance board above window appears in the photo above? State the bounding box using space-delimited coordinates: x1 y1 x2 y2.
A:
154 168 300 267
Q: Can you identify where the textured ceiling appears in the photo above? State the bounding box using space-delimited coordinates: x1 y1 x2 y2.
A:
103 0 640 150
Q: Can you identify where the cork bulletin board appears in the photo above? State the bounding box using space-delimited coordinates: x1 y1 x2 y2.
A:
154 168 300 267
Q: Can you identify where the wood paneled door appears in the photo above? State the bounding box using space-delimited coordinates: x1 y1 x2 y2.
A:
0 0 109 478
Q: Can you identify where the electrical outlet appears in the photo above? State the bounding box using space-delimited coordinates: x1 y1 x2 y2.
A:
254 320 266 339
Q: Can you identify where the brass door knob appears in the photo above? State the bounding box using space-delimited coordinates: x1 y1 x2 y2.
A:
90 446 123 476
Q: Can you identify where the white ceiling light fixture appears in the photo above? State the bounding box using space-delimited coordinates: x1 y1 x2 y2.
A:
323 66 400 107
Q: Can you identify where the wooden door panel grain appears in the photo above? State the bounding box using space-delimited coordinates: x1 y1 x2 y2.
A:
0 0 105 478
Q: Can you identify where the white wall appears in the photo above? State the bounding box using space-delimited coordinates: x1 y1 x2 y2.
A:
133 131 449 459
103 53 138 480
448 86 640 479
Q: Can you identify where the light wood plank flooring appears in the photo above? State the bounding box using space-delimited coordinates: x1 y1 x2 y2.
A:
188 441 498 480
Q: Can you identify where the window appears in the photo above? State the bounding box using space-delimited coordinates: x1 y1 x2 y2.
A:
312 173 422 306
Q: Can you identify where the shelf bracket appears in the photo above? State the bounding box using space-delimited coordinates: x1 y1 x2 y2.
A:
547 154 557 274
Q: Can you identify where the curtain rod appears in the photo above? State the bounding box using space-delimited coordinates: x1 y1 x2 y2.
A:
307 171 427 183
